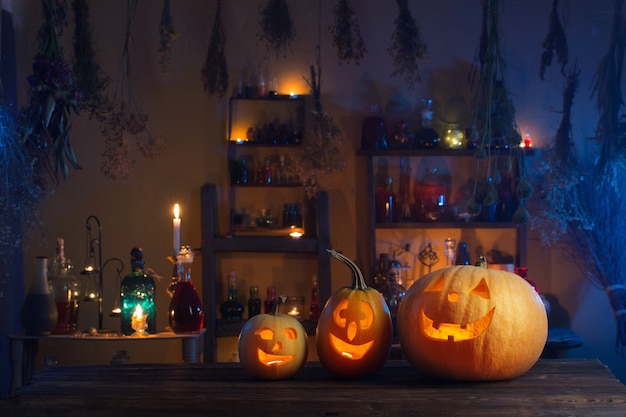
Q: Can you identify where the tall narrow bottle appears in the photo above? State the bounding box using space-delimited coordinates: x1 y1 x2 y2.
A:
48 238 80 334
264 286 276 314
168 246 204 333
247 286 261 319
121 248 157 335
219 270 244 321
309 275 320 321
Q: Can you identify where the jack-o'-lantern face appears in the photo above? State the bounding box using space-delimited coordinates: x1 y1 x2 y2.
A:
397 265 548 381
328 298 375 359
255 326 297 365
238 306 308 380
420 275 494 342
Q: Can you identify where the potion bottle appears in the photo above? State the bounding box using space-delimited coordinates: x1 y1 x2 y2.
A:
48 238 80 334
120 248 157 335
168 246 204 333
21 256 58 336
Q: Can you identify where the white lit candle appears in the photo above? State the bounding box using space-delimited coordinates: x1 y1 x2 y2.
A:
173 203 181 257
131 305 148 336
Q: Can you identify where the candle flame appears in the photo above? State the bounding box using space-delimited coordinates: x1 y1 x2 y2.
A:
133 304 144 319
174 203 180 219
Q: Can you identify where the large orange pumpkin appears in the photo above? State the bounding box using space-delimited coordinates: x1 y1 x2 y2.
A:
316 249 392 378
397 264 547 381
238 296 308 380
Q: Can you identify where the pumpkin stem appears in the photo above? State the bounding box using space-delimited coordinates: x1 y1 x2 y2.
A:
475 256 487 268
327 249 368 290
272 295 286 316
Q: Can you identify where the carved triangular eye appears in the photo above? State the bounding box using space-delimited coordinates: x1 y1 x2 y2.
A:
470 278 490 299
425 275 445 292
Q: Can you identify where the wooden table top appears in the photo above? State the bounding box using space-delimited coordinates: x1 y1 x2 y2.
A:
1 358 625 416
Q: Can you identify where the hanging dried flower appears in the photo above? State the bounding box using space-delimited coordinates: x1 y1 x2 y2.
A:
539 0 568 80
388 0 428 89
329 0 366 64
19 0 82 186
71 0 110 113
258 0 295 58
201 0 229 98
158 0 179 74
468 0 527 222
96 0 165 181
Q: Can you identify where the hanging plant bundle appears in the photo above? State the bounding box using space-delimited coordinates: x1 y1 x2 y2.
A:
158 0 179 74
388 0 428 89
539 0 568 80
71 0 110 114
468 0 529 224
20 0 82 185
329 0 366 64
98 0 165 181
258 0 295 57
201 0 229 98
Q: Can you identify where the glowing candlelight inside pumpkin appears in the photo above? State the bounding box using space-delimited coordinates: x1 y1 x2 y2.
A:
131 304 148 336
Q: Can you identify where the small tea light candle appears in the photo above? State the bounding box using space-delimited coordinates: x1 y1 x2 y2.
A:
288 307 300 317
131 305 148 336
284 296 304 320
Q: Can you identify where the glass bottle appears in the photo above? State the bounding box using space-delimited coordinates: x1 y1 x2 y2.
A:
120 247 157 335
219 270 243 321
444 238 456 267
361 104 388 150
168 246 204 333
247 286 261 319
398 158 412 221
376 177 396 223
414 167 447 222
264 285 276 314
21 256 58 336
309 275 320 321
455 241 470 265
48 238 80 334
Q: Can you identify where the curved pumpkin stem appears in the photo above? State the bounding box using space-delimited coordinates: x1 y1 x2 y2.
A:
272 295 286 316
327 249 368 290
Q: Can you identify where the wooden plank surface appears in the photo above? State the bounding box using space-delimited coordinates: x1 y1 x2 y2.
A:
1 359 625 416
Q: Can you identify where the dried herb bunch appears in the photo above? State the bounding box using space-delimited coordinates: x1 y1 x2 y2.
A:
97 0 165 181
71 0 110 114
20 0 82 186
296 0 347 200
539 0 568 80
388 0 428 89
533 0 626 351
468 0 529 224
329 0 366 64
201 0 228 98
158 0 179 74
258 0 295 58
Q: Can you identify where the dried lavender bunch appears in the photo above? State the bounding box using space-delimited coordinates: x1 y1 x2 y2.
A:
158 0 179 74
539 0 568 80
201 0 228 98
72 0 110 113
388 0 428 89
258 0 295 57
329 0 366 64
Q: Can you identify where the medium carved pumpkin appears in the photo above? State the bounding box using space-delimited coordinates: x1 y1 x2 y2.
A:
238 296 308 380
316 249 392 378
397 264 547 381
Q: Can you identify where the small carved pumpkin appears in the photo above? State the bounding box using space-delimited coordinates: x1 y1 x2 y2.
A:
397 264 547 381
238 296 308 380
316 249 392 378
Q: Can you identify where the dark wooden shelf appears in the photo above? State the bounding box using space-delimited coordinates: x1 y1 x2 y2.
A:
216 319 318 337
357 147 535 157
212 236 319 253
375 221 523 229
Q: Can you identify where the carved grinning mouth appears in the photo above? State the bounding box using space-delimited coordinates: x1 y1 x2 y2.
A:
419 307 495 342
256 349 294 366
329 333 374 360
